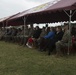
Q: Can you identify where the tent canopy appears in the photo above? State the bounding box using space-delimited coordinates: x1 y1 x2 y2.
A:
0 13 21 27
0 17 10 27
7 0 76 25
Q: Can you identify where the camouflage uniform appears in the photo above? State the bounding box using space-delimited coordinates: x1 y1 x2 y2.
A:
37 28 46 48
0 29 3 40
56 30 72 54
28 28 34 37
19 29 24 45
23 27 30 45
37 28 46 42
20 26 29 45
15 29 21 43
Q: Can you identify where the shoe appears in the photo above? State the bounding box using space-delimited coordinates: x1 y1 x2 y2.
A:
28 45 32 48
26 43 32 48
26 43 28 46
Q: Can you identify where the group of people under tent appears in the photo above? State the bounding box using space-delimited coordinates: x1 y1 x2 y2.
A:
0 23 76 56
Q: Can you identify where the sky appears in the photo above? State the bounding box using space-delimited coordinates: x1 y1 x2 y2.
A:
0 0 54 18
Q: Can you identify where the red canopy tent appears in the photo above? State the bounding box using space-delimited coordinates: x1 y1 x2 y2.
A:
7 0 76 26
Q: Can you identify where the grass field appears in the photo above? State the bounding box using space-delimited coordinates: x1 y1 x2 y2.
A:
0 41 76 75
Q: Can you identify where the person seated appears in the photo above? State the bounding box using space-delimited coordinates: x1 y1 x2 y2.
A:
72 35 76 49
26 26 41 48
15 28 22 43
45 26 50 35
37 27 46 47
71 25 76 37
25 24 34 48
0 28 4 40
10 27 17 42
26 37 34 48
56 24 71 56
22 25 30 45
2 28 9 41
71 25 76 49
19 26 24 45
71 25 76 48
39 27 55 51
47 26 64 55
19 25 29 45
28 24 34 37
5 28 12 42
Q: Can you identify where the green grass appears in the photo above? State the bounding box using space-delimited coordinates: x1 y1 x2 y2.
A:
0 41 76 75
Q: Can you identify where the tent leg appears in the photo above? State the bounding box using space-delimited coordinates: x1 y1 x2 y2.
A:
2 22 4 28
24 16 26 36
23 16 28 45
6 20 8 28
23 16 28 35
67 10 72 55
23 16 26 45
64 10 72 55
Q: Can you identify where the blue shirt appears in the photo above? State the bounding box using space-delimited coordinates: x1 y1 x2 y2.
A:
44 31 55 39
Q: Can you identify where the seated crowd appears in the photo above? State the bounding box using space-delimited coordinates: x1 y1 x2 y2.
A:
0 24 76 56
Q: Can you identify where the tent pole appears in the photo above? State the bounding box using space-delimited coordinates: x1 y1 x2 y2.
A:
23 15 28 35
23 16 28 45
67 10 72 55
63 10 72 55
23 16 26 37
68 10 72 55
72 10 76 17
6 20 8 28
2 22 4 28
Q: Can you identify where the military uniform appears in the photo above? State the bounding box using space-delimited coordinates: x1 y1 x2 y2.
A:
20 27 30 45
28 28 34 37
19 29 24 45
0 29 3 40
37 28 46 45
56 30 72 55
